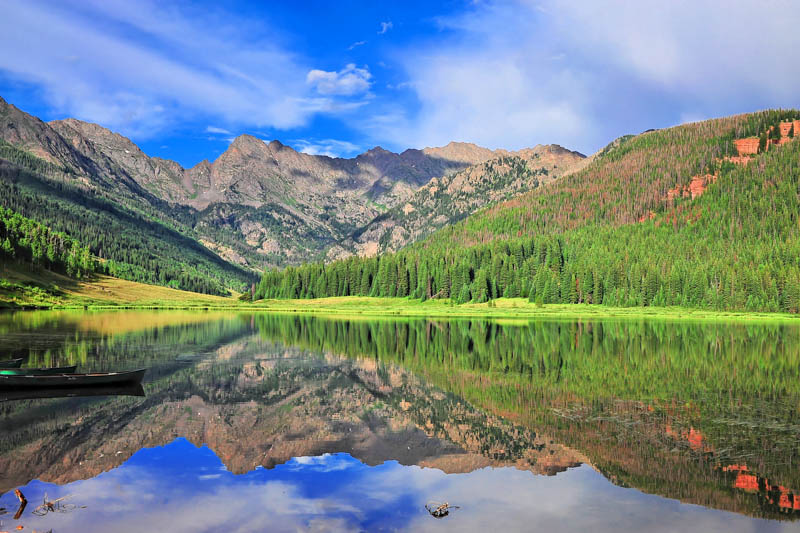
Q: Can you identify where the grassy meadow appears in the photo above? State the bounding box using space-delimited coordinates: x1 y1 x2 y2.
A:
0 262 233 309
2 261 799 322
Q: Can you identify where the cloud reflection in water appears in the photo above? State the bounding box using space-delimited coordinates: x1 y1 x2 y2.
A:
1 437 796 533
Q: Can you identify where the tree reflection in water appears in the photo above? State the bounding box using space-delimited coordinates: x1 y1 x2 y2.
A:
0 311 798 526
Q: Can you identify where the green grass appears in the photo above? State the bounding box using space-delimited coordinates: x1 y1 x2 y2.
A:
241 297 800 322
3 262 799 321
0 261 234 309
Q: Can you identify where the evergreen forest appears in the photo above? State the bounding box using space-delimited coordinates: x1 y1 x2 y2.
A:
0 140 256 295
255 110 800 313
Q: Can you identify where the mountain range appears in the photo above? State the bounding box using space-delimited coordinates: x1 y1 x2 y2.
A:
0 96 585 293
8 92 798 314
255 108 800 314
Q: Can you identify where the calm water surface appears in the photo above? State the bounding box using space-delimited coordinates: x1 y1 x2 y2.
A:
0 310 799 532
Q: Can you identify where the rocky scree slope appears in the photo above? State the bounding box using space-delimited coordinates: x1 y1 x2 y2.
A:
328 144 586 259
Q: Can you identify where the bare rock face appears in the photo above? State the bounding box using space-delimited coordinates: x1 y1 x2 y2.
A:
328 144 587 259
0 95 583 268
50 118 189 202
0 96 83 167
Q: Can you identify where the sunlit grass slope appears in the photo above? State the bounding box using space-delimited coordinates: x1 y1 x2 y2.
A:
0 262 234 308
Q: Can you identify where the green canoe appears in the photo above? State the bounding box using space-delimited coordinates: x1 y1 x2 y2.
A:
0 365 78 376
0 369 146 389
1 383 145 402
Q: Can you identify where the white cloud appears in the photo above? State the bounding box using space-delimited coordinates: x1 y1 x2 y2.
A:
372 0 800 154
306 64 372 96
546 0 800 100
287 453 356 471
348 40 367 50
3 0 798 156
205 126 231 135
291 138 362 158
0 0 364 139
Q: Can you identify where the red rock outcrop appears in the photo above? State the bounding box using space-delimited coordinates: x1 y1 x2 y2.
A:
735 472 760 491
779 488 800 511
723 464 749 472
665 424 712 452
667 174 716 202
725 156 752 165
778 120 799 138
734 137 760 155
723 463 800 512
688 174 713 199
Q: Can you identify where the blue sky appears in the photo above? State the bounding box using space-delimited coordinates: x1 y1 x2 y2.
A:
1 0 799 168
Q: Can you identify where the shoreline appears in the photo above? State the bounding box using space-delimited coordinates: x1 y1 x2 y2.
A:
4 296 799 323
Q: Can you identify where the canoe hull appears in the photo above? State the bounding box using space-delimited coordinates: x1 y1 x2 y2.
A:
0 369 146 389
1 384 145 402
0 359 23 368
0 366 78 376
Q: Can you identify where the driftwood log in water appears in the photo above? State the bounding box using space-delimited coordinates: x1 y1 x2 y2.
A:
425 501 460 518
13 488 27 520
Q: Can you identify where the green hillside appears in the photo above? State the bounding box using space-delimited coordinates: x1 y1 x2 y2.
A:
255 110 800 313
0 140 255 295
0 206 94 278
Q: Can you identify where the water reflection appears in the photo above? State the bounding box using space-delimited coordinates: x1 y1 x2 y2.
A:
1 438 796 533
0 311 799 531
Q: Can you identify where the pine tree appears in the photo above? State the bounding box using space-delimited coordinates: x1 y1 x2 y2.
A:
759 132 768 152
1 237 13 258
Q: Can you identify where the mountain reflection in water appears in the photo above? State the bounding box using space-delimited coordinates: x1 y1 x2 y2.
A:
1 438 793 533
0 310 799 532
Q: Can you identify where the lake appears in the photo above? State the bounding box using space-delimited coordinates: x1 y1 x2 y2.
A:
0 310 799 532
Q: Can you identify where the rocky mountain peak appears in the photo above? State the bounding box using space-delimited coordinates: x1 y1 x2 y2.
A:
421 141 497 164
0 94 585 269
365 146 391 155
545 143 586 157
227 133 268 152
50 118 144 159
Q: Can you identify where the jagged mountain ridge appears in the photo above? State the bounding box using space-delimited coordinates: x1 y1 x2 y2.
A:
0 95 584 279
328 144 587 259
48 116 503 211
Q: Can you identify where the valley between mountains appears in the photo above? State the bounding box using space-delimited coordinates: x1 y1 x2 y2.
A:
2 94 800 318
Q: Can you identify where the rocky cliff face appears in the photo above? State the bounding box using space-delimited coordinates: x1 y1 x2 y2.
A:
50 117 188 203
0 95 586 269
328 145 586 259
0 97 157 200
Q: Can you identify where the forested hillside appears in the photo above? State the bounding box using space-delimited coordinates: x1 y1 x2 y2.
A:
0 206 94 278
256 110 800 313
0 140 254 295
